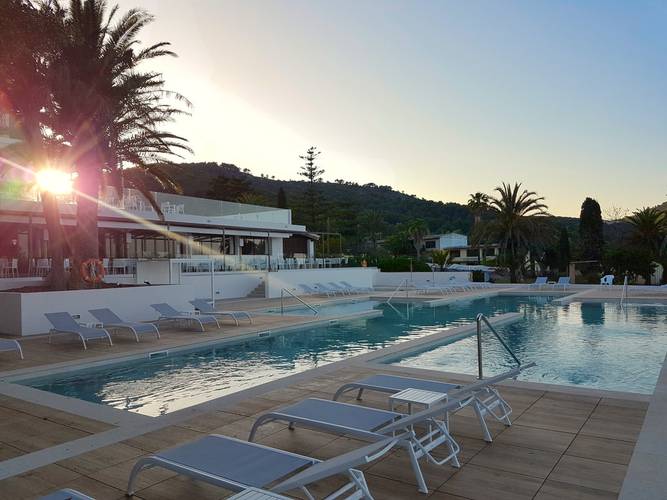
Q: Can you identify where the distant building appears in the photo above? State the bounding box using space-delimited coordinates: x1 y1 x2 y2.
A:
423 232 500 264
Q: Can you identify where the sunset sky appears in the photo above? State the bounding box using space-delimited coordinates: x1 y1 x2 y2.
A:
117 0 667 217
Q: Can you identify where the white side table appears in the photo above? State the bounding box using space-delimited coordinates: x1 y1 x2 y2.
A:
389 388 450 428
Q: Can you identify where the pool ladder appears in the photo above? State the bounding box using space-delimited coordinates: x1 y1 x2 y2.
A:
475 313 523 380
280 288 318 316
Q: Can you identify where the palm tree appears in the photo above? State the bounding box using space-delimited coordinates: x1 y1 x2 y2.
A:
50 0 189 284
467 192 489 225
431 249 451 271
477 182 551 282
407 219 429 259
627 207 666 281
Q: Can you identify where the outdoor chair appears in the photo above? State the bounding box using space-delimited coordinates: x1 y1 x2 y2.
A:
327 282 354 295
529 276 548 289
298 284 329 296
330 364 534 443
314 282 341 296
600 274 615 286
552 277 570 289
340 281 373 293
126 434 399 499
150 303 219 331
89 308 160 342
250 396 467 494
0 339 23 359
38 489 95 500
44 312 113 349
190 299 252 325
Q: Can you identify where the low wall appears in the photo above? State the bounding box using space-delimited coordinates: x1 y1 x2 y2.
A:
0 284 195 337
179 272 265 300
373 271 471 288
265 268 378 298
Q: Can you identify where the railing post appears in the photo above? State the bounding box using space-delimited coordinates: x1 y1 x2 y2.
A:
281 288 284 315
476 313 484 380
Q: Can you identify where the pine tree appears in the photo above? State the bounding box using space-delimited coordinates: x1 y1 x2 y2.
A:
579 198 604 260
298 147 324 228
558 227 571 271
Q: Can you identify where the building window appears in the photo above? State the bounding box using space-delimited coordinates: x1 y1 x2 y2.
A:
449 249 461 258
241 237 267 255
425 240 436 249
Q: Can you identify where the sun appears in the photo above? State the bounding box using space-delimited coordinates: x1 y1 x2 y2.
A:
35 169 74 195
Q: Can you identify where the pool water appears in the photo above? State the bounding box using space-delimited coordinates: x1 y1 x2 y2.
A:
391 300 667 394
21 296 667 416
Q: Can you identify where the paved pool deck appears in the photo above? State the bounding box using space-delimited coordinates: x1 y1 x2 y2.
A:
0 286 664 499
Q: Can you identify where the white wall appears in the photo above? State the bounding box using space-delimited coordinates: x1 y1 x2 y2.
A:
373 271 471 288
266 268 377 298
0 284 195 336
179 272 265 300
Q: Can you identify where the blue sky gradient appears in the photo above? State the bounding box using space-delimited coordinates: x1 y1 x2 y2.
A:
117 0 667 216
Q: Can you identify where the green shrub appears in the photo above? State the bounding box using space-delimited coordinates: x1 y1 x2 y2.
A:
377 256 431 272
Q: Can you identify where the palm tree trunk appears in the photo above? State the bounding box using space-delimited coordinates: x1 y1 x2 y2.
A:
71 158 102 288
41 192 67 291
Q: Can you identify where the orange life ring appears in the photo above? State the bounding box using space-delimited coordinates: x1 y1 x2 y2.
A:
80 259 105 284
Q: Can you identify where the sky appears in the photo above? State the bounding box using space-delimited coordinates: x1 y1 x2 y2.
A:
115 0 667 217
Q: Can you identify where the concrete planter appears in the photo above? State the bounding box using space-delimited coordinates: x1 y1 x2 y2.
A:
0 284 195 336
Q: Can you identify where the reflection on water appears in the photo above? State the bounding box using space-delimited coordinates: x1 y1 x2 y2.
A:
394 301 667 394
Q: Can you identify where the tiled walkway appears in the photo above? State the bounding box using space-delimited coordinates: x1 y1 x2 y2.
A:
0 366 647 499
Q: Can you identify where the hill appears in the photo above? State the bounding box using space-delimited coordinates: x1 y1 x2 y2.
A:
125 161 579 252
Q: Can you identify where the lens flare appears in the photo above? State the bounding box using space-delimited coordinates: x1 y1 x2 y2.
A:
35 169 73 195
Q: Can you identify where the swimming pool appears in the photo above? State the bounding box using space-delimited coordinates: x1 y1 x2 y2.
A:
390 300 667 394
19 295 667 416
263 299 380 317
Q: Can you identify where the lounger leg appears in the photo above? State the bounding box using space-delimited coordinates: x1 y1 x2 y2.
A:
127 458 154 496
356 388 364 400
473 401 493 443
406 443 429 494
152 324 161 339
248 415 275 441
14 341 23 360
332 384 355 401
130 327 140 343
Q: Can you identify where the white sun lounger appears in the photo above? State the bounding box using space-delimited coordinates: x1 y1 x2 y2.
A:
332 364 534 442
529 276 548 289
127 434 398 499
189 299 252 326
600 274 615 286
0 339 23 359
327 282 354 295
89 308 160 342
150 303 219 332
340 281 373 293
38 489 95 500
552 277 570 290
250 396 468 493
314 283 340 296
299 284 332 297
44 312 113 350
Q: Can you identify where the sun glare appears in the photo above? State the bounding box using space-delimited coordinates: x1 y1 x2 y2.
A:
35 169 74 195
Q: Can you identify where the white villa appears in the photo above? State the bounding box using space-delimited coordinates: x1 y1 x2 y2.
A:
424 232 500 264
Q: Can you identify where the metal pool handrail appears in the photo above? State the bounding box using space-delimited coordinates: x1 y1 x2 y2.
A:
386 279 409 305
281 288 318 315
620 274 629 308
476 313 522 380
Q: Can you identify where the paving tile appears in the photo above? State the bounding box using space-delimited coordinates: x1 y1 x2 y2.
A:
514 406 589 434
579 416 643 443
468 443 561 478
0 441 25 460
438 463 542 499
89 456 177 491
210 415 286 441
599 397 649 410
535 479 618 499
566 435 636 465
132 473 227 500
0 464 81 499
363 474 431 498
122 426 205 453
222 397 282 417
365 447 457 490
59 475 126 500
448 414 506 441
493 424 575 453
590 404 646 425
426 492 472 500
57 442 146 475
175 410 245 433
548 455 627 493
